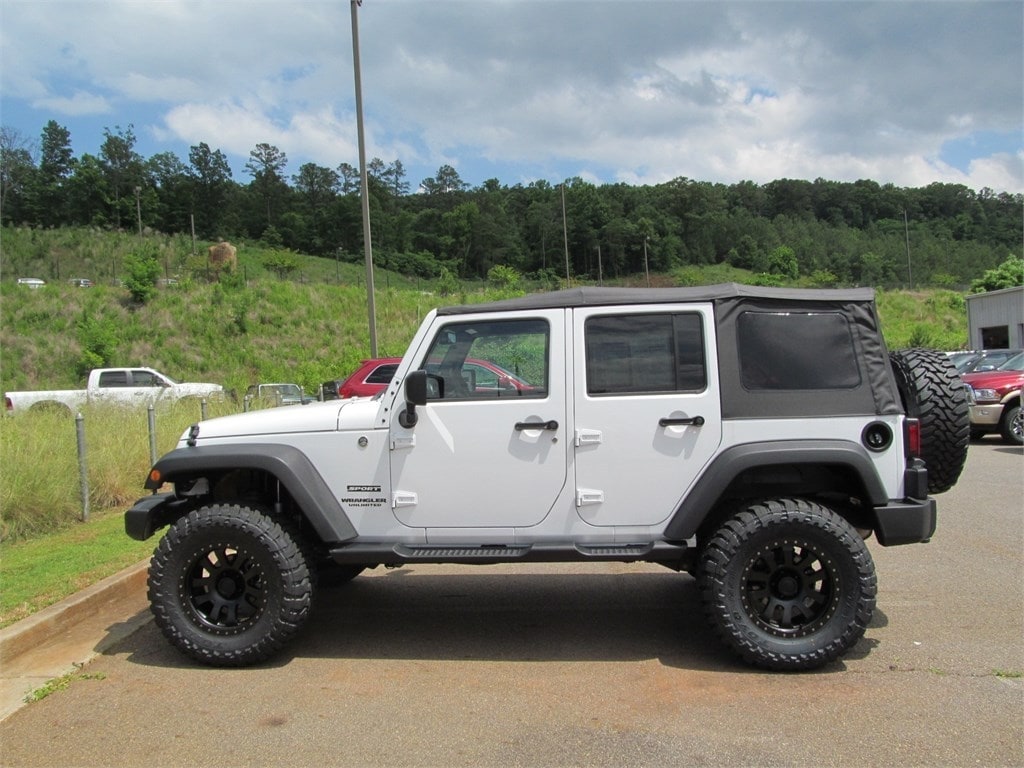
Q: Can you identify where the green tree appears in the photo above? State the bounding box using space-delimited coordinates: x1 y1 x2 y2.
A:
971 256 1024 293
766 245 799 279
0 125 36 225
99 125 144 229
189 143 233 238
245 143 289 229
123 247 162 303
34 120 74 226
264 252 299 279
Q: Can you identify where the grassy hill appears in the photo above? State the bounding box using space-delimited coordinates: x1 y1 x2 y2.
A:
1 227 970 399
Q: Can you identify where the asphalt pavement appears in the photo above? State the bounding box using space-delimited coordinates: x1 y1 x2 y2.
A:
0 440 1021 767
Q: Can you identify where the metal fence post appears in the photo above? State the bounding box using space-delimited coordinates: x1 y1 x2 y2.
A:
75 412 90 522
148 404 158 466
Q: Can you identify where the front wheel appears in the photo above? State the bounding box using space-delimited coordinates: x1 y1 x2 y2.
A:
698 498 877 671
148 504 314 666
1000 402 1023 445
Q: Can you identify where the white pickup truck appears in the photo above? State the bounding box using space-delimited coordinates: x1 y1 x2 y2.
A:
4 367 224 414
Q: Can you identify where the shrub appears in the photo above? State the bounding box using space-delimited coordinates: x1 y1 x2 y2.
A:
123 248 161 304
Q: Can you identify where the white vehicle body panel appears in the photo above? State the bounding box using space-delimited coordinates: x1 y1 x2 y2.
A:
388 308 569 529
571 303 723 527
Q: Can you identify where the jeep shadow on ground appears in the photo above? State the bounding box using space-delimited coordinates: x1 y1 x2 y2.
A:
110 567 873 674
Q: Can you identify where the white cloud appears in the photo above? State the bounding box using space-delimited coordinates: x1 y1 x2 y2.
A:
1 0 1020 192
32 91 110 117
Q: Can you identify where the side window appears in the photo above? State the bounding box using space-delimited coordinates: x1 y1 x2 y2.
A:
737 311 861 390
586 313 706 395
421 319 548 400
365 364 399 385
98 371 128 388
131 370 158 387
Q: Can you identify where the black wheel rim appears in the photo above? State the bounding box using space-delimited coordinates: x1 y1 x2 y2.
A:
181 542 269 634
740 539 840 638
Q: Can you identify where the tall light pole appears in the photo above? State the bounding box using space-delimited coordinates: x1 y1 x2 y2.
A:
351 0 377 356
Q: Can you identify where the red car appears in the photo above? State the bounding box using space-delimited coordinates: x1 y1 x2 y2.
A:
961 352 1024 444
324 357 536 400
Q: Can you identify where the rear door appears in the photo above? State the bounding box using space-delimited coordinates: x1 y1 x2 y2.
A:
572 304 722 527
389 310 567 529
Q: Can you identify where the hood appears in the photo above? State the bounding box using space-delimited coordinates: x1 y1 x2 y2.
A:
183 397 382 443
962 370 1024 391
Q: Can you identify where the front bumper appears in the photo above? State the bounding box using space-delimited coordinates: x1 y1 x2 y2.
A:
969 403 1003 428
125 492 191 541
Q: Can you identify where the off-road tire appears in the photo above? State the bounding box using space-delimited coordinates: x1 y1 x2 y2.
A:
148 504 313 667
1000 402 1023 445
889 348 969 494
698 498 877 671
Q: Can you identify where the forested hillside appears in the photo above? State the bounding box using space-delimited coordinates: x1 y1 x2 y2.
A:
1 121 1020 289
3 228 1002 401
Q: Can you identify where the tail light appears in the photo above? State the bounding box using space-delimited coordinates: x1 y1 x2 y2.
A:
904 418 921 458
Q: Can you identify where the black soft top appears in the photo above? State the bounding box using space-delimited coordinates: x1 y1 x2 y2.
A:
437 283 876 315
438 283 899 419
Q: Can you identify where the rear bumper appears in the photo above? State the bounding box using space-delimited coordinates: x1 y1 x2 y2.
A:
873 497 937 546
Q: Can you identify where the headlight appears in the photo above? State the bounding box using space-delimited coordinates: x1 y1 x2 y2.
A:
972 388 1000 403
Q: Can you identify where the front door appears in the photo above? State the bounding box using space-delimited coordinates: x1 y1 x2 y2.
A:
572 305 722 527
390 310 567 529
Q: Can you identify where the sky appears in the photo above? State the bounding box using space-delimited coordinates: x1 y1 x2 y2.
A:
1 0 1022 194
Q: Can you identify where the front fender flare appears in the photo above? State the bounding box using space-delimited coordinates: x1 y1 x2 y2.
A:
144 443 357 543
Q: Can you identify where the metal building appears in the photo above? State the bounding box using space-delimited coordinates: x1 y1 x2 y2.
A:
965 286 1024 349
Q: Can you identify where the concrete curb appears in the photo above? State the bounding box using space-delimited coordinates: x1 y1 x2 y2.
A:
0 560 150 663
0 559 152 722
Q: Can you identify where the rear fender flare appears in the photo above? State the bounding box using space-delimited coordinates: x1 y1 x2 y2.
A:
663 440 889 540
146 444 357 543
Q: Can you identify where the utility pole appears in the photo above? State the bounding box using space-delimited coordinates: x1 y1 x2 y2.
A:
643 236 650 287
561 183 570 286
134 186 142 236
351 0 377 356
903 208 912 289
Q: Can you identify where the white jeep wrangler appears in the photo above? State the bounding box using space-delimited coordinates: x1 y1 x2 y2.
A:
126 284 968 670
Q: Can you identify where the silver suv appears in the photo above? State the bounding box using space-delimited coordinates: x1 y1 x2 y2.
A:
127 285 968 670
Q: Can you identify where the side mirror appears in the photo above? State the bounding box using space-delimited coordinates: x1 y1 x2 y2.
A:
399 369 428 428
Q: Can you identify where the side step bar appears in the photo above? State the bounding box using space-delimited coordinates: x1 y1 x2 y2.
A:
328 540 693 569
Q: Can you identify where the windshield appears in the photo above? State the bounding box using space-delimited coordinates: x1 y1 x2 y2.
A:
996 352 1024 371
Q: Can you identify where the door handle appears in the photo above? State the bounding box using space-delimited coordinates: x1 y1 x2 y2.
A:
659 416 705 427
515 420 559 431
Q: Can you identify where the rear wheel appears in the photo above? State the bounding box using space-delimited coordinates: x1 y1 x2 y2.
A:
890 348 969 493
699 498 877 671
148 504 313 666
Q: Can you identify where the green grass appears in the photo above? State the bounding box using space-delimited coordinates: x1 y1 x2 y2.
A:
0 509 154 628
23 668 107 704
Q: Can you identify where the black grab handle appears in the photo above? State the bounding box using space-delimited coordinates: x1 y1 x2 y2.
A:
658 416 705 427
515 420 559 431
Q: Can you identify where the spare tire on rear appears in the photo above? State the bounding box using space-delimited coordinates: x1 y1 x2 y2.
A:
889 348 969 494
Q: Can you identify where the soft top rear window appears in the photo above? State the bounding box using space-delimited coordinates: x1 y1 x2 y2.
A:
738 311 861 390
